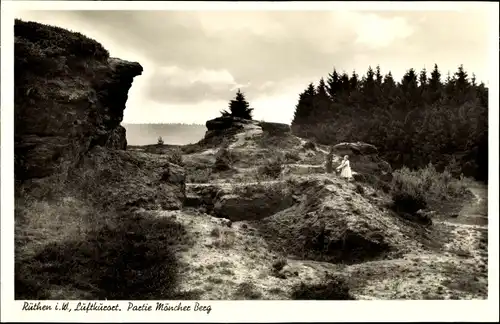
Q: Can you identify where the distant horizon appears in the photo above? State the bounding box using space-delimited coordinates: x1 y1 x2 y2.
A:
122 120 292 126
122 122 207 126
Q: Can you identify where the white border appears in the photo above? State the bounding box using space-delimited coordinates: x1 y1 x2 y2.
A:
1 1 499 322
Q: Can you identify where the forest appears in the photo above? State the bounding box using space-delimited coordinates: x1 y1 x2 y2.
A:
291 64 489 182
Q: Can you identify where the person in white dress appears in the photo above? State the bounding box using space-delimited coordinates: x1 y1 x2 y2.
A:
336 155 353 180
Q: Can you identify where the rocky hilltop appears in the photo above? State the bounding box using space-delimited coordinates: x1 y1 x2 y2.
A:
14 20 487 301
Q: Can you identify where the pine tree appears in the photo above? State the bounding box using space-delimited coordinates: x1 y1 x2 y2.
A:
326 69 340 101
428 64 442 103
314 78 331 119
419 67 428 87
362 66 376 96
221 89 254 120
317 78 328 98
454 65 470 102
375 65 383 86
381 71 397 105
292 83 316 124
443 71 455 102
400 68 419 106
419 67 429 103
339 72 350 94
349 70 359 91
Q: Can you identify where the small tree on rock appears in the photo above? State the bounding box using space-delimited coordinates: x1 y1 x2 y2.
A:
220 89 254 120
157 136 164 146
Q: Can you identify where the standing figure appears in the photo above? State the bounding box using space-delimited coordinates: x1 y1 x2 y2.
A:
336 155 353 180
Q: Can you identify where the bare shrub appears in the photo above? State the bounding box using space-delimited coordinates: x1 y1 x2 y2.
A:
291 275 355 300
258 156 284 179
213 142 233 172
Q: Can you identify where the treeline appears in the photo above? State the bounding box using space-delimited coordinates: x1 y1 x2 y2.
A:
291 64 488 182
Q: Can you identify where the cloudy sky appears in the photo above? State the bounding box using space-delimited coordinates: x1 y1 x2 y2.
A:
16 6 496 124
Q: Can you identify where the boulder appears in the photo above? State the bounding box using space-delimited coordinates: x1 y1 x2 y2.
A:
333 142 379 155
213 191 294 221
258 121 291 136
14 19 143 181
185 181 294 221
205 116 254 132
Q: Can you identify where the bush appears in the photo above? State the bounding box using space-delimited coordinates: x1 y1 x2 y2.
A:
213 144 233 172
390 163 470 215
168 148 183 166
157 136 164 146
15 213 192 300
15 19 109 62
391 191 427 215
355 184 365 195
258 157 284 179
302 140 316 151
284 151 301 163
233 282 262 300
291 275 355 300
272 257 287 272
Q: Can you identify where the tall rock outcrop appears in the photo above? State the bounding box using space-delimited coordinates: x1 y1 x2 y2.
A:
14 19 143 181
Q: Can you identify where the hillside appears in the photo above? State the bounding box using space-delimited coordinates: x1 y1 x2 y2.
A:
125 118 488 300
14 19 487 301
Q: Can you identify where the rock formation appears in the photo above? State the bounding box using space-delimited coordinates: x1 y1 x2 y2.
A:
258 121 291 136
14 19 186 209
14 19 143 181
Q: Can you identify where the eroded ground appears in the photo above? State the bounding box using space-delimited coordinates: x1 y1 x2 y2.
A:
131 124 488 300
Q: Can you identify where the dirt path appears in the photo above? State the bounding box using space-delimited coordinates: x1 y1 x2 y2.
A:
437 182 488 227
344 181 489 300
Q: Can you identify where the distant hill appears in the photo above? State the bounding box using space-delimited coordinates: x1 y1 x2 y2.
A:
123 123 206 146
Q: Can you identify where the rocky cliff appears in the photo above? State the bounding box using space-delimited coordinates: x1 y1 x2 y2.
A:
14 19 143 181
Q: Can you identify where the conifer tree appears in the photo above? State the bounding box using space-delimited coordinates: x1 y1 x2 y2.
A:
292 83 316 124
428 64 442 103
326 69 340 101
314 78 331 119
220 89 254 120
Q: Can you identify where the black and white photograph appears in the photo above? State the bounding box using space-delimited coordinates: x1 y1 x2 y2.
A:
1 1 499 322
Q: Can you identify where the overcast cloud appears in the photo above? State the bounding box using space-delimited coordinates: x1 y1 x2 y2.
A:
16 7 495 124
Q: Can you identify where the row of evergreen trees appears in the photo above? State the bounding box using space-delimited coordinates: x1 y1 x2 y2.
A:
291 64 489 181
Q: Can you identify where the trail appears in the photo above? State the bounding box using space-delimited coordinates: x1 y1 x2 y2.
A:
436 182 488 227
